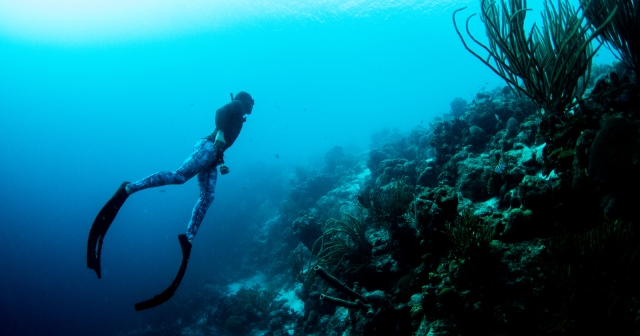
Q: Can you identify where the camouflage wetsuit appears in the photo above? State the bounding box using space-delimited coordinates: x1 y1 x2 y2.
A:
127 98 249 240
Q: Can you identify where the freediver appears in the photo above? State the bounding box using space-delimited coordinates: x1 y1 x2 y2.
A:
87 91 254 311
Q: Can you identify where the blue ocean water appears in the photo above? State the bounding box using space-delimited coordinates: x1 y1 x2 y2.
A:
0 1 616 335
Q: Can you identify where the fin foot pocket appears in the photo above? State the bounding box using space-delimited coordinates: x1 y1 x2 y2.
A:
134 234 192 311
87 182 130 278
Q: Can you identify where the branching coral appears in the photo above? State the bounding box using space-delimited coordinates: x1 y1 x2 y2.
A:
453 0 616 118
288 246 306 282
357 178 415 228
306 210 373 274
315 265 374 314
445 209 494 260
235 284 280 316
539 220 640 333
582 0 639 81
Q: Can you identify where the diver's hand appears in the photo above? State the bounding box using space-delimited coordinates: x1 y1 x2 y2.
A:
219 164 230 175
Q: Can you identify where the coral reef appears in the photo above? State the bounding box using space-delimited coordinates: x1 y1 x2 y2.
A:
279 63 640 334
121 2 640 334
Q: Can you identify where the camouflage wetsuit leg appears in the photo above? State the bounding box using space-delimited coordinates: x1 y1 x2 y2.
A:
127 139 219 240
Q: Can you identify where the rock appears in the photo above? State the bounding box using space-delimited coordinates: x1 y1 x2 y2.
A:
456 156 491 201
291 213 323 252
517 175 552 212
465 125 489 149
506 117 519 138
450 97 468 118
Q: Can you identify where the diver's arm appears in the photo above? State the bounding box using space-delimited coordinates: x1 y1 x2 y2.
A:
214 101 243 149
213 109 227 148
214 130 226 149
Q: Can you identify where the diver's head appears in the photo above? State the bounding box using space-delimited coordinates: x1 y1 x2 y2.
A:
234 91 254 114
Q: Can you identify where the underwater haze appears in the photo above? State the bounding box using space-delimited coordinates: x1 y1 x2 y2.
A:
0 1 617 335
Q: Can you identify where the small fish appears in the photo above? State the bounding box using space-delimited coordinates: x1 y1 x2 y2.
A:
275 154 280 158
242 186 246 190
159 190 167 193
615 91 630 103
494 160 507 174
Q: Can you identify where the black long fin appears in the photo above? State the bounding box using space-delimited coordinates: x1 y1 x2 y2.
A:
87 182 130 278
134 234 192 311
